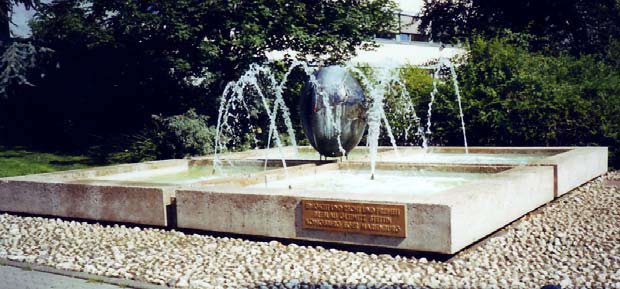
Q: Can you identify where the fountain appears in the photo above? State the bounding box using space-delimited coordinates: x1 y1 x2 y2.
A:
212 59 470 178
0 57 609 254
174 59 606 253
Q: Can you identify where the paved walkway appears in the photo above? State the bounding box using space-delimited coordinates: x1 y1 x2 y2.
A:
0 265 126 289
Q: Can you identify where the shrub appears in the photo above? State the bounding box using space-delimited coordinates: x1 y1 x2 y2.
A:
93 109 217 163
370 36 619 168
150 109 217 159
443 36 620 167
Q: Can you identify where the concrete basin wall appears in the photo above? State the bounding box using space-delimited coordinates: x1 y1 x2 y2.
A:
210 146 393 161
176 187 454 253
0 160 187 226
175 164 555 254
375 146 608 198
533 147 608 196
0 146 608 253
442 166 555 253
0 180 170 226
3 159 188 182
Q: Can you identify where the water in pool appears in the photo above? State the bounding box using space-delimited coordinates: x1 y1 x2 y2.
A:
248 169 488 196
383 153 550 165
98 165 271 184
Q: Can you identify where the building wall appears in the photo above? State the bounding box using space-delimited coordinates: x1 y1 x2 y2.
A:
377 12 429 43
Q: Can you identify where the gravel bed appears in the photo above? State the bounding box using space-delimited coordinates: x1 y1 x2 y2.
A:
0 171 619 289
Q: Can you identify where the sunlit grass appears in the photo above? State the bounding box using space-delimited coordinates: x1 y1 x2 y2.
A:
0 147 98 177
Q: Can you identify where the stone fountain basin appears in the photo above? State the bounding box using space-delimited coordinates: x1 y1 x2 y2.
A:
176 162 553 254
176 146 607 253
0 159 309 226
0 146 608 254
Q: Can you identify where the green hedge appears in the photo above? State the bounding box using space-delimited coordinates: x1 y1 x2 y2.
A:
400 36 620 168
88 109 217 163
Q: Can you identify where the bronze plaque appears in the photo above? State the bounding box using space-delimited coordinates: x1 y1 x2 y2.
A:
301 200 407 238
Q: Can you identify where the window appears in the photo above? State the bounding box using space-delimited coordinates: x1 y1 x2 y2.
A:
411 34 430 42
376 33 396 40
397 33 411 42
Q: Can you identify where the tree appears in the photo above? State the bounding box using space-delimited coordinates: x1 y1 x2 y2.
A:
0 1 47 99
10 0 396 149
1 0 39 44
32 0 396 87
420 0 620 55
448 36 620 166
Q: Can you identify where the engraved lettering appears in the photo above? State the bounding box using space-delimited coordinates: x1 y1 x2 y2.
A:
301 200 406 238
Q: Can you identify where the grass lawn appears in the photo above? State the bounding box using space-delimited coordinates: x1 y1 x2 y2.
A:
0 148 100 177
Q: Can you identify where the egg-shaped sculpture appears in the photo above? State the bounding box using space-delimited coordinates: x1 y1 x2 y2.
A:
299 66 367 157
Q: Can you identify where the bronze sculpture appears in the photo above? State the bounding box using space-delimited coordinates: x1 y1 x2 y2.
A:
299 66 367 157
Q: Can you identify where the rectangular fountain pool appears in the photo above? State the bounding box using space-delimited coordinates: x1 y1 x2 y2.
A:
0 146 608 254
176 147 607 253
177 162 545 253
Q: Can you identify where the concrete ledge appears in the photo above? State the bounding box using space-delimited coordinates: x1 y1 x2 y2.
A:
3 159 188 182
0 180 169 226
0 160 188 226
533 147 608 196
423 146 573 154
376 146 608 197
442 166 555 252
